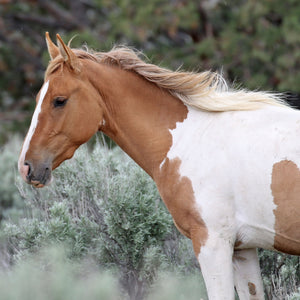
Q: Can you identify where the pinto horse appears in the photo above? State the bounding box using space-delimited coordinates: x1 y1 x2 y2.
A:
18 33 300 300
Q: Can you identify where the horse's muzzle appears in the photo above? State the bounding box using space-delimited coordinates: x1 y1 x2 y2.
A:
20 160 52 188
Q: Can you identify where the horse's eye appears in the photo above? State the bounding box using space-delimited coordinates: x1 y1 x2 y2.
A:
53 97 68 108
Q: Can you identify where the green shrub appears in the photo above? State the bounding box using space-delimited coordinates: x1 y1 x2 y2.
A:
0 136 25 221
259 249 300 299
147 271 208 300
0 246 120 300
0 244 208 300
2 139 195 299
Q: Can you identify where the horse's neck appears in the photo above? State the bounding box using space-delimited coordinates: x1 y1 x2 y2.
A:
86 61 188 178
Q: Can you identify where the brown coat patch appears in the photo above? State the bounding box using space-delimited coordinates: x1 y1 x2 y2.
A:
271 160 300 255
156 157 208 256
248 282 256 296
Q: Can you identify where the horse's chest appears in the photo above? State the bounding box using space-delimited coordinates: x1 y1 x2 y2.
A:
156 109 233 246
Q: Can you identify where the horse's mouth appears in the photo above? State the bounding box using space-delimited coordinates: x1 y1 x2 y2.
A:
30 180 47 188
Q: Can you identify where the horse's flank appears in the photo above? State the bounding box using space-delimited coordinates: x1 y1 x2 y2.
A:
45 46 288 113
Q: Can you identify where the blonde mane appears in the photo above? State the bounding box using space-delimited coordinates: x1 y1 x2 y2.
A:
46 46 288 112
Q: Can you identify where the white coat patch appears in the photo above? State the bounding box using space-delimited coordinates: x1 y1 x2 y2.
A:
163 106 289 250
18 80 49 171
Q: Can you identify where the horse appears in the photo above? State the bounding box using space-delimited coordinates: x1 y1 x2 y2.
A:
18 32 300 300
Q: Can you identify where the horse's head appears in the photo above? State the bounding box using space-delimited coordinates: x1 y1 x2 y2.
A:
18 33 104 187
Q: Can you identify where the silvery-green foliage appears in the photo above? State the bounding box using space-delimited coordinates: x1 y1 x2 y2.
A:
289 288 300 300
3 140 176 299
259 249 300 298
0 246 120 300
146 271 208 300
0 136 25 221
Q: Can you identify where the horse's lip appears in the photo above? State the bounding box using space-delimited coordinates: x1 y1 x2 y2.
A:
31 180 45 188
30 173 53 188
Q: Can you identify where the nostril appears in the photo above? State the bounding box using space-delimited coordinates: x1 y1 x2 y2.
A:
24 161 33 179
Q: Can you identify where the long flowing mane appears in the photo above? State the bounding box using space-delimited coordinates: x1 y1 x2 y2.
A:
46 46 288 112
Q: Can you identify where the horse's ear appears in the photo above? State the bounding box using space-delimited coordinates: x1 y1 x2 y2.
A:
46 32 59 60
56 33 81 73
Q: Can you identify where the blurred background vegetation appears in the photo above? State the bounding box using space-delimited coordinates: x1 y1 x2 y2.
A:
0 0 300 144
0 0 300 299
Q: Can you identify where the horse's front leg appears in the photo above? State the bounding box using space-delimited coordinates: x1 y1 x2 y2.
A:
193 229 236 300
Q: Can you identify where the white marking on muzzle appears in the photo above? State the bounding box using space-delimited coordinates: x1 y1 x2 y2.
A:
18 80 49 179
